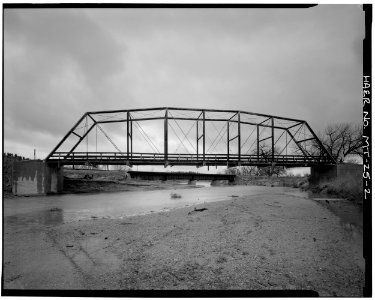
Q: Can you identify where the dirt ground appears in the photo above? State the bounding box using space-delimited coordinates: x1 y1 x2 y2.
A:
3 189 364 296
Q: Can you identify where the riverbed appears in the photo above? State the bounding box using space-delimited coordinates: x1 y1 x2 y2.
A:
5 183 305 223
3 184 365 295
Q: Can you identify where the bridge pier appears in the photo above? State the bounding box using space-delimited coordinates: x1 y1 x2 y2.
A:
12 160 63 195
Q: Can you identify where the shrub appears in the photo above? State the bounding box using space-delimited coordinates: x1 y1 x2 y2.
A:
317 175 362 204
170 193 182 199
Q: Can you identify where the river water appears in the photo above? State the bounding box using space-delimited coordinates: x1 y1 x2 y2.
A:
4 182 364 274
4 183 363 240
5 183 285 224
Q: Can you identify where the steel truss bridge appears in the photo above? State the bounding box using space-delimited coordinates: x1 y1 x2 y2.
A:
46 107 336 168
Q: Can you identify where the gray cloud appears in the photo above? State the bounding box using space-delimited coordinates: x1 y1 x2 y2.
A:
4 5 364 158
5 9 125 83
4 9 131 155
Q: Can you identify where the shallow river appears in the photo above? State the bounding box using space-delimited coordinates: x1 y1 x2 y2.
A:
4 183 362 238
4 182 363 272
5 184 307 225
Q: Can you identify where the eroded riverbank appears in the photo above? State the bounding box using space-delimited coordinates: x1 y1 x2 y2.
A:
3 186 364 295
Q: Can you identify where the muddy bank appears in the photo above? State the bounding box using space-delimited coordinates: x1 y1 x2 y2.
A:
236 175 309 189
3 189 364 295
237 174 363 207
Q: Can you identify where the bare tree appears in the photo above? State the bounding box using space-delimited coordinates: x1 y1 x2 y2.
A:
224 167 241 175
253 143 286 177
225 166 259 176
317 123 362 162
241 166 259 176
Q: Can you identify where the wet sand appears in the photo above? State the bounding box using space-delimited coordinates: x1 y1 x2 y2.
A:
3 188 364 296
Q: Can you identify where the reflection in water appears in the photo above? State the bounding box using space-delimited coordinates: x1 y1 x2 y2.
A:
38 209 64 226
5 209 64 227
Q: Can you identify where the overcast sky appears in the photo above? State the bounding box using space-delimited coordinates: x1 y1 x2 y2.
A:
4 5 364 160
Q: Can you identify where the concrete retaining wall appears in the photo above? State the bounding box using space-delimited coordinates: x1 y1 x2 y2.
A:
337 163 362 178
3 153 31 192
12 161 63 196
310 163 362 185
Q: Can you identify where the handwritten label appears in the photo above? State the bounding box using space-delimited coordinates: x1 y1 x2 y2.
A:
363 75 371 200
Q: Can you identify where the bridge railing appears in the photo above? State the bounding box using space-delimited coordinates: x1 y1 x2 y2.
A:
47 152 334 165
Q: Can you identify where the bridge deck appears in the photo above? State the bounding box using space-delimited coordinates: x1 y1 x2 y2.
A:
47 152 335 167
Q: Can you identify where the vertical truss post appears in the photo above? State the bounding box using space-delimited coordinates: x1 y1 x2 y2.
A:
271 117 274 161
286 130 288 157
127 111 130 162
203 111 205 165
196 119 199 161
127 112 133 162
85 116 89 155
227 121 230 166
164 109 168 167
257 125 259 160
130 118 133 160
238 111 241 166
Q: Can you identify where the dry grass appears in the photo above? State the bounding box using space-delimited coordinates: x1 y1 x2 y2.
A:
313 175 362 204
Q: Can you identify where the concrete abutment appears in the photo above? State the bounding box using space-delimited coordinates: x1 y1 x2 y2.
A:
309 163 362 185
12 161 63 196
310 165 337 185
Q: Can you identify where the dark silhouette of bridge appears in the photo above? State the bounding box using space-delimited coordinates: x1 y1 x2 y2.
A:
46 107 336 168
128 170 236 182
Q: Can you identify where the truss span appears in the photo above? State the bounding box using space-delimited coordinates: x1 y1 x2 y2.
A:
46 107 336 167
